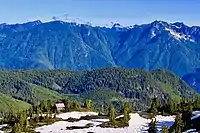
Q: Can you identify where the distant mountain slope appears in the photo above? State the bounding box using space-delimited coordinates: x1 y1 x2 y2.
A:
1 20 200 91
0 70 67 104
0 93 30 113
183 68 200 93
0 68 196 110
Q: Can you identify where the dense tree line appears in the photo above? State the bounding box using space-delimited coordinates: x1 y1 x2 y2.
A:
0 68 196 111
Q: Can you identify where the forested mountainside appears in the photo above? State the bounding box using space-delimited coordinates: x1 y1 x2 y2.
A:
1 20 200 91
0 68 197 111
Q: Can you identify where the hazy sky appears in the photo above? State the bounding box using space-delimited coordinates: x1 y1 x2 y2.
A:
1 0 200 26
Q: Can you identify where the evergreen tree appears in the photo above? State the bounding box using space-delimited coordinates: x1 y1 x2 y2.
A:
154 98 159 109
182 111 192 131
49 110 53 118
194 96 200 109
148 118 157 133
122 102 130 123
28 107 33 119
17 112 25 127
161 125 169 133
85 99 92 109
169 100 178 114
24 118 29 129
40 100 48 112
130 103 136 113
123 108 129 124
108 104 116 123
15 111 28 131
72 101 81 110
63 99 71 112
100 104 105 114
5 111 15 124
178 97 188 112
52 104 58 113
36 106 41 115
188 102 193 114
35 111 40 122
174 114 183 133
45 113 49 120
47 99 53 112
122 102 130 114
149 102 158 116
12 123 21 133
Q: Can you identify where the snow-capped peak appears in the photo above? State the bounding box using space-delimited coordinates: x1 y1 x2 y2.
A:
50 15 93 27
49 15 135 29
165 27 194 42
64 18 92 26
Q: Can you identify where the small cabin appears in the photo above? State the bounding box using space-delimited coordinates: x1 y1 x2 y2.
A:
55 103 65 111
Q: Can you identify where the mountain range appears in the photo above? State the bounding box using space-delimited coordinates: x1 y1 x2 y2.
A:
0 20 200 92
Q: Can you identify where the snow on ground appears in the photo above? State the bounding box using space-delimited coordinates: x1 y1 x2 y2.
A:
182 129 198 133
191 111 200 120
0 124 7 129
151 30 156 38
0 131 7 133
165 28 194 42
0 124 8 133
56 111 98 120
156 115 175 132
35 112 175 133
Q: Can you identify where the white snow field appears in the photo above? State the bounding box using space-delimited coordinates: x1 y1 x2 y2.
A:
0 124 8 133
191 111 200 120
182 129 198 133
35 112 175 133
56 111 98 120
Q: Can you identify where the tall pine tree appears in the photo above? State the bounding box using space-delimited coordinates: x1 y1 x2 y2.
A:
174 114 183 133
85 99 92 109
149 98 158 116
108 104 116 124
148 118 157 133
161 125 169 133
121 102 130 123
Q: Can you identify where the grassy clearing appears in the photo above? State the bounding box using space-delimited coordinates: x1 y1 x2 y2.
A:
0 93 30 113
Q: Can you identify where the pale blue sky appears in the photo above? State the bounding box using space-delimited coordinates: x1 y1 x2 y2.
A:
1 0 200 26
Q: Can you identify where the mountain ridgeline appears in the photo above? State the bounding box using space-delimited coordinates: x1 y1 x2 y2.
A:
0 20 200 92
0 68 197 111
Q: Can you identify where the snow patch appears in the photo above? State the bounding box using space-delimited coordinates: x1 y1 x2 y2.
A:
151 30 156 38
191 111 200 120
56 111 98 120
165 28 194 42
80 42 89 58
192 80 196 86
35 112 175 133
0 124 8 133
87 30 91 36
182 129 198 133
171 24 181 29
